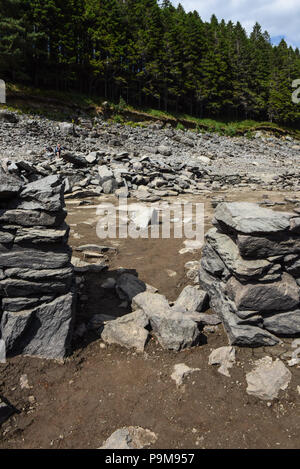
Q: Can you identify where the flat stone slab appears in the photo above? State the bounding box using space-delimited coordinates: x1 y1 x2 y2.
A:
101 310 149 352
263 310 300 336
226 272 299 313
214 202 293 234
206 228 273 280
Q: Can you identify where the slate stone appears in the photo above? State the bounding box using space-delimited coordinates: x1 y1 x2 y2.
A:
1 293 75 358
206 228 272 280
0 245 71 269
263 310 300 336
173 285 208 312
0 169 23 200
116 273 146 301
150 310 201 351
0 208 66 227
214 202 292 234
237 232 300 258
225 273 299 312
18 175 64 212
0 277 71 296
101 310 149 352
200 243 229 279
198 266 280 347
2 296 55 312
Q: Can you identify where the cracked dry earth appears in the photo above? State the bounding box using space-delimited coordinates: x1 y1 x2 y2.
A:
1 190 300 449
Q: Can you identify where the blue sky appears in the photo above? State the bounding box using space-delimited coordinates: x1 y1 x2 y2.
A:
173 0 300 48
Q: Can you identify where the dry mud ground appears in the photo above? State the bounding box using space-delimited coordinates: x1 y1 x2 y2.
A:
1 190 300 449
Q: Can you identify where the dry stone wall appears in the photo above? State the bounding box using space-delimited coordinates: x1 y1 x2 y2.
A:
199 202 300 347
0 170 75 359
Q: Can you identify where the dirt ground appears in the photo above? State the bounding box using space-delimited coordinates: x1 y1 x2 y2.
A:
1 190 300 449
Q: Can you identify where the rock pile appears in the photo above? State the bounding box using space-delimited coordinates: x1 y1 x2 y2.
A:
99 284 220 352
0 170 75 359
199 202 300 347
2 109 300 197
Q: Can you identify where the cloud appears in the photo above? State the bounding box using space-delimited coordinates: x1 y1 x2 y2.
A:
172 0 300 47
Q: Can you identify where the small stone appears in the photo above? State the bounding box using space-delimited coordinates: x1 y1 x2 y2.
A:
100 426 157 449
208 346 236 377
246 356 291 400
171 363 200 386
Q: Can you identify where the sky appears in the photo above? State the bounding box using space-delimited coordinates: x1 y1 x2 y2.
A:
172 0 300 48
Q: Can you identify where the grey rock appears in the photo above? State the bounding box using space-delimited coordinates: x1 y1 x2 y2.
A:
237 233 300 258
18 175 64 212
158 145 172 156
4 266 73 281
246 356 291 400
0 169 23 200
132 291 170 318
85 151 99 164
116 273 146 301
59 122 74 136
0 208 66 227
1 293 75 358
0 245 71 269
206 228 272 280
200 243 229 279
102 178 118 194
100 426 157 449
208 346 236 377
226 273 299 312
101 310 149 352
0 276 71 296
173 285 208 312
150 310 201 351
13 223 69 244
214 202 292 234
2 296 54 312
284 255 300 276
263 310 300 335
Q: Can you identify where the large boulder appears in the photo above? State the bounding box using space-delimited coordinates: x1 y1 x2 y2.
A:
132 291 170 318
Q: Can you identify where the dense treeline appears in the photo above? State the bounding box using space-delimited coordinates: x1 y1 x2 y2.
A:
1 0 300 125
